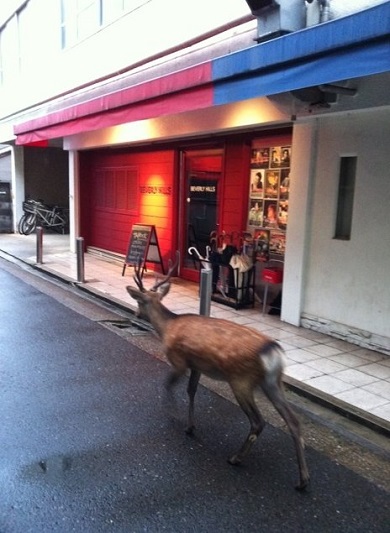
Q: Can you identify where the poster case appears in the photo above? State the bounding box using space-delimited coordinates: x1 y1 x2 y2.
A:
248 143 291 256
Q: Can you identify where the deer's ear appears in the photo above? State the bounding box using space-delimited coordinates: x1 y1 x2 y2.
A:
126 286 146 302
157 282 170 299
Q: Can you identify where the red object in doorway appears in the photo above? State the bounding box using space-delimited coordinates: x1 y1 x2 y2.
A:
262 267 283 284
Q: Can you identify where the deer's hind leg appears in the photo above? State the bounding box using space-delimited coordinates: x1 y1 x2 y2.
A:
228 380 266 465
261 375 310 491
185 369 201 435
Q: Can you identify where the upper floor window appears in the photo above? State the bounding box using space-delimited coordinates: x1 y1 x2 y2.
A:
103 0 148 22
61 0 100 48
76 0 101 40
102 0 129 24
61 0 149 48
0 33 3 86
0 15 19 85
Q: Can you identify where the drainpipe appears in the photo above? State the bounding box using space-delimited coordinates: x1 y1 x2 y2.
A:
319 0 330 23
306 0 330 26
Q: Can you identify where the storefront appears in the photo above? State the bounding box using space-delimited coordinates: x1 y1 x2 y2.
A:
78 128 292 300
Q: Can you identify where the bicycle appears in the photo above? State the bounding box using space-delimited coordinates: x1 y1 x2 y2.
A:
18 199 69 235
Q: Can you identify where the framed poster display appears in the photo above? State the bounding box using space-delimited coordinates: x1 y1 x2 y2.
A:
269 230 286 255
254 228 270 262
250 169 264 197
248 200 263 227
247 143 291 256
251 148 269 168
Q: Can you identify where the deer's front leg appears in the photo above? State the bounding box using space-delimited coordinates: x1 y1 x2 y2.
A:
164 367 184 415
185 369 201 435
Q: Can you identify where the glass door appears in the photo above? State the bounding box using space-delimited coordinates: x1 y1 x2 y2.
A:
179 148 223 282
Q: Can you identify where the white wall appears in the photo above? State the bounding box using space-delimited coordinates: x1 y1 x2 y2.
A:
11 145 24 231
302 109 390 348
327 0 386 19
281 121 317 326
0 0 251 119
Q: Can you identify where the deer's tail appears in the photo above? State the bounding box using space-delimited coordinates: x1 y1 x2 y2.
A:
258 340 286 380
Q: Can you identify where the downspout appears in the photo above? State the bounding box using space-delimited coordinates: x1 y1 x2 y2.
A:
319 0 331 23
306 0 330 26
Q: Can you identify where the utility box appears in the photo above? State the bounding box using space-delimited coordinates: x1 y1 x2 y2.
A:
245 0 306 42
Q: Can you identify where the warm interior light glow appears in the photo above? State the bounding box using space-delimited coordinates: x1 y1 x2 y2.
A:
222 100 271 128
65 97 286 150
140 174 170 222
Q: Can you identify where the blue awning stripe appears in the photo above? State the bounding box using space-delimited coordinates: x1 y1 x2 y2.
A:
213 40 390 104
212 2 390 81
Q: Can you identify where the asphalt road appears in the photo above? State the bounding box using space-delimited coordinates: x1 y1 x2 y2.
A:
0 258 389 533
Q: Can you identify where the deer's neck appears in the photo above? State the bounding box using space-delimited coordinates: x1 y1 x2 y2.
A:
149 303 177 338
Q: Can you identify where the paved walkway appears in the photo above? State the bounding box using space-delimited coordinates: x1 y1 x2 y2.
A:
1 232 389 435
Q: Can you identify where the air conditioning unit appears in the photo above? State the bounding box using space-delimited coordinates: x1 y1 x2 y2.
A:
245 0 306 42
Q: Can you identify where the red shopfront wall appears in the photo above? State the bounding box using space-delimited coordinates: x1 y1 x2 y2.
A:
79 149 177 265
220 138 252 234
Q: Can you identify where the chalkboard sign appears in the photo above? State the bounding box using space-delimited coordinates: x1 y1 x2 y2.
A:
122 224 165 277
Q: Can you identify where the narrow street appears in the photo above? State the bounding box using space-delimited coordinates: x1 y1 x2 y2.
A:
1 258 389 533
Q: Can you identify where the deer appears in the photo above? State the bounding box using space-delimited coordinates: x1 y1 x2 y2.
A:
126 254 310 491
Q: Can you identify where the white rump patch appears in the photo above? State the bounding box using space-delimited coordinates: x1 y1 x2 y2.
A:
259 344 285 376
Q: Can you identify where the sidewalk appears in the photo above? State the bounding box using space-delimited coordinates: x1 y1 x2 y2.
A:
1 232 389 435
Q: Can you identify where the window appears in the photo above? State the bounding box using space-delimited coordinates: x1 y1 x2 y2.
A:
334 156 357 240
0 18 19 84
0 32 3 86
61 0 101 48
95 167 139 212
102 0 148 24
102 0 125 24
17 5 29 74
76 0 101 41
60 0 149 48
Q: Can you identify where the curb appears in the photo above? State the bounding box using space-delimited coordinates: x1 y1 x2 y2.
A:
284 376 390 439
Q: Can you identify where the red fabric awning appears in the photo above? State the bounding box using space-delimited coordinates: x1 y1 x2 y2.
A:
15 64 213 145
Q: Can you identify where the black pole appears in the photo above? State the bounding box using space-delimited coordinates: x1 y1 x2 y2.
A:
76 237 85 283
36 226 43 264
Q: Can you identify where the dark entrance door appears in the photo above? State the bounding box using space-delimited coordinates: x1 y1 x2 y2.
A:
0 182 13 233
180 149 223 281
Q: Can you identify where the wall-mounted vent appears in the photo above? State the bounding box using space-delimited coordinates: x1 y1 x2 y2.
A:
245 0 306 42
290 84 357 108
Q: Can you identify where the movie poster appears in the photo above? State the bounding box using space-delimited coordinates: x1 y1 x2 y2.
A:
248 143 291 257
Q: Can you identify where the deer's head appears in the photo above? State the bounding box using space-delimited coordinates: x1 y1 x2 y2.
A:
126 282 170 321
126 252 179 322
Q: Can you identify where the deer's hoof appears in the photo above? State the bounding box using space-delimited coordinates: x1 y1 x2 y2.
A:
295 477 310 492
227 454 242 466
185 425 195 435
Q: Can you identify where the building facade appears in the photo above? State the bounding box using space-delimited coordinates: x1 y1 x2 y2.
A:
0 0 389 354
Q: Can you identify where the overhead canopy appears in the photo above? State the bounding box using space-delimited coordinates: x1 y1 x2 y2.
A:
14 2 390 146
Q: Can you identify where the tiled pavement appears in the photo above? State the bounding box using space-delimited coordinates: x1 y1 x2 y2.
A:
1 233 389 434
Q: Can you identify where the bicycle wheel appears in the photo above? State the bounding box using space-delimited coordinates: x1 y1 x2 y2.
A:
18 214 27 234
20 213 37 235
18 214 35 235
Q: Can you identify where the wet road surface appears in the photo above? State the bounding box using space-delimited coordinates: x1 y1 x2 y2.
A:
0 261 389 532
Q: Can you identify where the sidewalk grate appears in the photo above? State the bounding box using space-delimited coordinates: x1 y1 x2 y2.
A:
99 318 153 336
